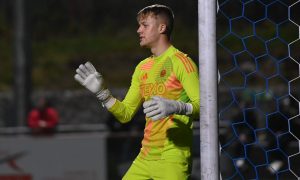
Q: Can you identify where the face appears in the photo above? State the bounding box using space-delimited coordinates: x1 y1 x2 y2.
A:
137 14 162 48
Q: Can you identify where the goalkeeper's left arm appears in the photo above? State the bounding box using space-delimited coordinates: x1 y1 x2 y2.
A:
74 61 142 123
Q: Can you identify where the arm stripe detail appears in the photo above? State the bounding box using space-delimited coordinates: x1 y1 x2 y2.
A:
175 53 191 73
175 53 195 73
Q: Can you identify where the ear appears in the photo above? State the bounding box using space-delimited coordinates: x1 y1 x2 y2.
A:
159 24 167 34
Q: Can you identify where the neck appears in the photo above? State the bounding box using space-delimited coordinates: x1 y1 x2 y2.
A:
150 39 171 57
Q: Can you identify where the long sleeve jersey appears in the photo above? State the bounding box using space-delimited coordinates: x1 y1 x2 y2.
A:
108 45 199 160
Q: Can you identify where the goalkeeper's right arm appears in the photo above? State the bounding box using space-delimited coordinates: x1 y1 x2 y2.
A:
74 61 116 108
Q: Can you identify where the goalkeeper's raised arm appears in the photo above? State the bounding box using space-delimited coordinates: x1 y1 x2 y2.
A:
74 61 116 108
74 61 143 123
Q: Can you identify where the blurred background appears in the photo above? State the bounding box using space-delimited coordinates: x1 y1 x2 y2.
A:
0 0 299 179
0 0 199 179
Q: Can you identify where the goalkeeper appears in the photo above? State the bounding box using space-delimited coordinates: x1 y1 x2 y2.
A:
75 4 199 180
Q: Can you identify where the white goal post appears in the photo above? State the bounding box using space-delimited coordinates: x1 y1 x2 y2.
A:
198 0 219 179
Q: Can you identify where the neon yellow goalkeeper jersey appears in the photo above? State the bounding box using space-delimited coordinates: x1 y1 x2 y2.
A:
108 45 199 160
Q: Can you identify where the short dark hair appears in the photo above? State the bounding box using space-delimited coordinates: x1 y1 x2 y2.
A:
137 4 174 40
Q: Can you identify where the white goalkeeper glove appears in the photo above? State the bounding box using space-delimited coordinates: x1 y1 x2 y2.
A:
143 96 193 121
74 61 115 107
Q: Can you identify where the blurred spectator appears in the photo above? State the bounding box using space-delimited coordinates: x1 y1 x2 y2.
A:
27 97 59 134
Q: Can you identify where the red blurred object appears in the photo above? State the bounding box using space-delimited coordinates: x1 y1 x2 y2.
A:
27 107 58 129
27 97 59 134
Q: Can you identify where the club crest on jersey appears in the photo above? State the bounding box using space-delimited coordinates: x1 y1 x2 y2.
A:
160 69 166 77
142 73 148 81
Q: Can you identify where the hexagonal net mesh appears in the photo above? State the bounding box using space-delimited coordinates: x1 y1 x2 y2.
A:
217 0 300 179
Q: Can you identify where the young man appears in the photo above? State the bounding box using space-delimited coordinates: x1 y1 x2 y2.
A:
74 4 199 180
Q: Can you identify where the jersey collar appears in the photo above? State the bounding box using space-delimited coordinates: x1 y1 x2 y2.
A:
152 45 177 62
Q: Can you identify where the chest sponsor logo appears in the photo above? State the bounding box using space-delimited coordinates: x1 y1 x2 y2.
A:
140 82 166 97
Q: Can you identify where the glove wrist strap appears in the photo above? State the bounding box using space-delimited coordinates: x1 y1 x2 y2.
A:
177 101 193 115
96 89 112 103
185 103 193 115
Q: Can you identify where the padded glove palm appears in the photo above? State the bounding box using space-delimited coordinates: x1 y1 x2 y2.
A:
74 61 112 103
